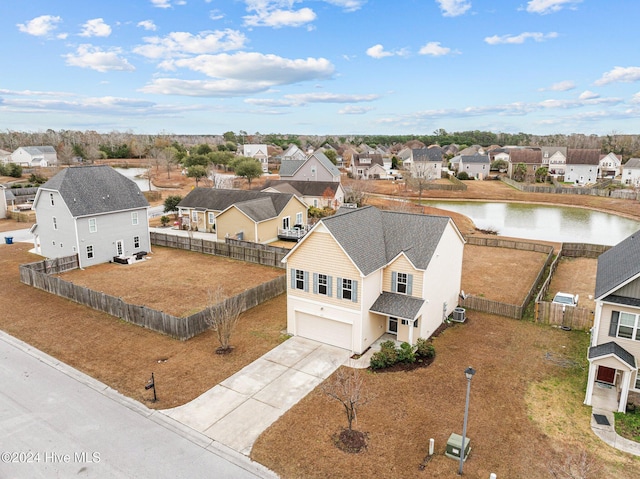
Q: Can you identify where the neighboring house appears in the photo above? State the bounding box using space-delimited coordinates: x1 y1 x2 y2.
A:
487 147 510 165
397 147 413 167
282 206 465 354
584 229 640 412
177 188 308 243
565 149 601 185
0 149 11 165
242 144 269 172
350 153 386 179
261 180 345 209
457 145 485 156
410 148 443 179
279 152 341 183
600 152 623 178
623 158 640 187
280 144 307 162
508 148 542 181
0 185 6 219
31 165 150 268
11 146 57 167
541 147 567 177
459 154 490 179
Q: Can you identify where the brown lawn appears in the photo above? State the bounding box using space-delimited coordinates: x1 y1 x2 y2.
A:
58 246 284 317
0 243 287 409
547 256 598 312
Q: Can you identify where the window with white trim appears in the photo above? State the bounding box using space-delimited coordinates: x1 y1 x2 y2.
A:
208 212 215 224
191 210 198 222
296 212 303 225
131 211 139 225
88 218 97 233
609 311 640 340
134 236 140 248
318 274 328 295
341 279 353 300
291 268 309 292
401 319 419 328
87 245 94 259
397 273 408 294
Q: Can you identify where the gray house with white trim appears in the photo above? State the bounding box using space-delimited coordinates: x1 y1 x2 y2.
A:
31 166 150 268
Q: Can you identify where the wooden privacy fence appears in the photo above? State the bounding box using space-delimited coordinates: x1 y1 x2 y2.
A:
19 258 286 340
535 301 594 331
501 176 640 199
460 240 555 320
150 232 287 268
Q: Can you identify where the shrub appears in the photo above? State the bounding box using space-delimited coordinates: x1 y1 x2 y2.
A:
160 215 170 226
397 342 416 364
415 338 435 359
457 171 469 180
370 351 389 370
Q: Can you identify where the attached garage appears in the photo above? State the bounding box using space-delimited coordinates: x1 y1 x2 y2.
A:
295 312 352 350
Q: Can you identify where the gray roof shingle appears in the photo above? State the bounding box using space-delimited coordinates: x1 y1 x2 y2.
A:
39 165 148 217
369 292 425 320
412 148 442 162
589 341 636 368
595 230 640 299
320 206 453 276
178 188 295 222
262 180 338 197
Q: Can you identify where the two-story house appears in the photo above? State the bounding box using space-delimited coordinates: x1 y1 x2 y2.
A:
599 152 623 179
242 144 269 172
350 153 386 179
584 230 640 412
459 154 491 179
282 206 465 353
623 158 640 187
410 148 443 179
31 165 150 268
11 146 58 167
565 149 601 185
261 180 345 209
279 151 341 183
541 147 567 177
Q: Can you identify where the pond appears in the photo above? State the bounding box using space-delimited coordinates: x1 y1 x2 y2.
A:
422 200 640 246
113 167 154 191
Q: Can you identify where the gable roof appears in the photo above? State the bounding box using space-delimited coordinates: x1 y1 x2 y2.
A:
566 149 600 165
318 206 454 276
309 151 341 176
510 149 542 164
541 146 567 157
279 151 340 178
595 229 640 299
243 144 268 157
460 154 490 164
625 158 640 169
178 188 295 222
261 180 339 197
17 146 57 156
38 165 148 217
279 160 306 177
370 292 425 321
589 342 636 369
412 148 442 162
352 153 384 167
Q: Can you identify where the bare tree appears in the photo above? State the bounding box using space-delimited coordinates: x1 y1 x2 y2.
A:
205 286 245 354
548 449 602 479
343 180 372 207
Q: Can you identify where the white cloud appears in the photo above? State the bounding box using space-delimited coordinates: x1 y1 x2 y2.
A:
140 78 277 97
631 93 640 104
134 30 247 59
436 0 471 17
209 10 224 20
578 90 599 100
245 92 379 107
594 66 640 86
137 20 157 31
541 80 575 92
418 42 453 56
244 7 316 28
64 45 135 72
80 18 112 38
151 0 172 8
323 0 367 12
17 15 62 37
484 31 558 45
366 44 393 59
338 105 374 114
526 0 582 15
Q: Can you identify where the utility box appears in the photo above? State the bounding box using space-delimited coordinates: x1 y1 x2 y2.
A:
444 433 471 461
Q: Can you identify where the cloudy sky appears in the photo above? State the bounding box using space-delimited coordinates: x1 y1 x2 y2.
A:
2 0 640 136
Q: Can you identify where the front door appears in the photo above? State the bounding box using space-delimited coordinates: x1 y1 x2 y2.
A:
388 317 398 334
116 240 124 257
596 366 616 384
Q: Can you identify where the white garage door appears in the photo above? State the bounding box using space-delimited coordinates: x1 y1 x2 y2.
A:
295 312 352 350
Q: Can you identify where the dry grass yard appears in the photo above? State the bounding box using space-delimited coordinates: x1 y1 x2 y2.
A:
57 246 284 317
547 256 598 313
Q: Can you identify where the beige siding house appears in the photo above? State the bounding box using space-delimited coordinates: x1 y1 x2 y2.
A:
262 180 345 209
177 188 308 243
585 230 640 412
283 206 465 353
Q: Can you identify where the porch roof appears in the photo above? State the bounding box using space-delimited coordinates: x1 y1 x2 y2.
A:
589 341 636 369
369 292 424 321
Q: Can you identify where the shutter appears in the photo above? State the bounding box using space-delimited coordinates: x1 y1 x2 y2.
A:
609 311 620 337
304 271 309 292
337 277 343 299
392 272 397 292
313 273 318 294
407 274 413 296
327 276 333 297
352 280 358 303
290 269 296 289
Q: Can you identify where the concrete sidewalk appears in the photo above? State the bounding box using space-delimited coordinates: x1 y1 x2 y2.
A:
591 383 640 456
161 337 351 455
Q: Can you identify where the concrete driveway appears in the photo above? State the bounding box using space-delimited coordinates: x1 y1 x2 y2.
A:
161 337 351 455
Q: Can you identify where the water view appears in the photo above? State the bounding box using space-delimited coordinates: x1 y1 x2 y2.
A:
114 167 154 192
422 200 640 246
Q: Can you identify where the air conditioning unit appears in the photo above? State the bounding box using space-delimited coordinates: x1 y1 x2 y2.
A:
452 307 466 323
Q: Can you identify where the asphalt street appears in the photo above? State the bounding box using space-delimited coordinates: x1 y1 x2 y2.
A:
0 332 276 479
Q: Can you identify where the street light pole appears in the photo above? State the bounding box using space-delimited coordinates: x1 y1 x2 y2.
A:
458 366 476 475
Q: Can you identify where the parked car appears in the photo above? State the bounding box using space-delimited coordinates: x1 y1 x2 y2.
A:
552 292 579 307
